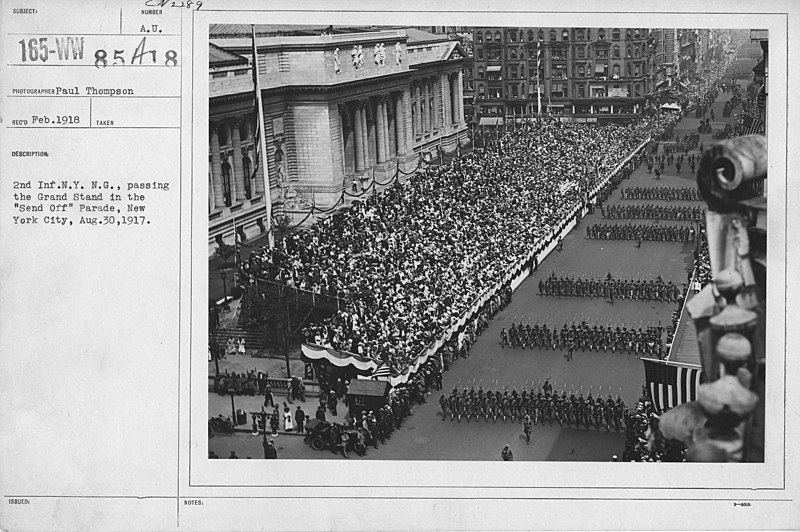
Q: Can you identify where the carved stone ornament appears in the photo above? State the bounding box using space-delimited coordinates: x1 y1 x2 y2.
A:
395 42 402 64
373 42 386 67
333 47 341 73
351 45 364 70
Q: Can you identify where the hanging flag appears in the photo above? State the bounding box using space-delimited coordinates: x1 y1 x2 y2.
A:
251 25 274 248
642 358 704 414
742 112 763 136
371 362 392 380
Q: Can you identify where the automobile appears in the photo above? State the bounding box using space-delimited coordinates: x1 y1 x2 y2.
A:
304 419 364 456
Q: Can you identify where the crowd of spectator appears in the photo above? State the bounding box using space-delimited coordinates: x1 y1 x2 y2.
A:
241 113 681 378
622 388 686 462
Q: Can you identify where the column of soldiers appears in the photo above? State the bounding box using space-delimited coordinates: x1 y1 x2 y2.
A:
438 384 626 432
500 320 665 358
601 204 705 221
620 186 703 201
586 222 696 243
537 272 682 302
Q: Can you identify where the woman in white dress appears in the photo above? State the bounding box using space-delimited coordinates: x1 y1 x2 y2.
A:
238 337 246 357
283 403 293 431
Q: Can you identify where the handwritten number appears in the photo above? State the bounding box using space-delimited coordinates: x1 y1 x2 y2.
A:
165 50 178 67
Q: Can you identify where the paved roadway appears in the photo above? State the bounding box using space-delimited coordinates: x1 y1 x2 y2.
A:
209 90 741 461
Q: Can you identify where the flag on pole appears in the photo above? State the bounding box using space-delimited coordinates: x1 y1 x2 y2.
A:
642 358 704 414
742 112 763 136
536 37 542 118
251 25 274 248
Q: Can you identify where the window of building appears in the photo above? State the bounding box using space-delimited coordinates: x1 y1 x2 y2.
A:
488 49 501 61
485 32 492 43
578 65 585 77
527 30 535 42
221 162 232 206
510 65 517 78
613 45 620 59
509 48 517 60
467 68 474 78
634 64 640 76
466 80 474 91
562 30 569 41
577 29 584 41
592 86 605 98
477 48 484 60
612 29 620 41
476 32 483 44
626 29 632 40
626 63 632 77
634 83 641 96
511 84 518 97
242 156 252 198
598 29 606 41
596 49 607 59
519 65 525 78
634 29 641 39
634 46 640 57
494 31 501 42
612 64 620 78
538 29 544 41
478 66 484 78
577 46 585 59
508 30 516 42
578 84 585 97
212 71 227 79
626 46 632 58
490 87 501 98
478 84 485 98
549 29 556 41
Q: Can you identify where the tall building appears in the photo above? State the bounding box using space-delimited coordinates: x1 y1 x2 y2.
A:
463 27 651 124
207 25 467 252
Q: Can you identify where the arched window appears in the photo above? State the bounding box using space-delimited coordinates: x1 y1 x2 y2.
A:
578 65 585 77
577 29 584 41
242 156 252 198
509 48 517 60
577 46 584 59
478 84 485 98
612 29 620 41
626 63 632 77
613 45 620 59
485 32 492 43
598 29 606 41
527 30 535 42
538 29 544 41
612 64 620 79
626 46 632 58
634 46 640 58
476 32 483 44
519 65 525 77
478 65 484 78
634 29 641 39
494 31 501 42
549 29 556 41
562 30 569 41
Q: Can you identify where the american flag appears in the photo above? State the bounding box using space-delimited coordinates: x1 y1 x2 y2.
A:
742 112 764 136
250 27 263 187
371 362 392 380
642 358 704 414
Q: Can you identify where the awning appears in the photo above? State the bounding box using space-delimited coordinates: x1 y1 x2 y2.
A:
479 117 505 126
486 65 502 72
660 102 681 111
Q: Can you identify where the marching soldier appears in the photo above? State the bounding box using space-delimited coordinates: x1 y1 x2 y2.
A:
523 415 533 444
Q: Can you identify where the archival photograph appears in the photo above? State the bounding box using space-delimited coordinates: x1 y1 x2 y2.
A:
205 23 767 463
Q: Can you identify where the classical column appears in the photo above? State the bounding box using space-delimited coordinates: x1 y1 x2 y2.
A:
395 93 406 155
381 97 390 160
359 101 369 170
413 83 421 137
432 78 440 130
208 171 214 212
376 98 387 164
354 103 365 172
385 97 395 158
457 71 464 124
230 119 246 200
422 80 430 132
450 74 459 124
209 122 224 208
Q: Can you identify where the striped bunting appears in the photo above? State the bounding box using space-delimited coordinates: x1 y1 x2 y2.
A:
641 358 704 414
371 362 392 380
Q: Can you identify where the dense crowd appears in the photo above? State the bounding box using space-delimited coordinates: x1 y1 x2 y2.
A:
620 186 703 202
241 112 680 376
537 272 682 302
439 384 626 431
621 388 686 462
501 320 664 357
601 203 705 221
586 222 696 242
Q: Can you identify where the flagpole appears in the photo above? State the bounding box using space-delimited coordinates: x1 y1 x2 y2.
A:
536 36 542 120
251 25 274 249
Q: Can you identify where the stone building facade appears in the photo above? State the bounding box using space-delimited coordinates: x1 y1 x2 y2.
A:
208 26 467 252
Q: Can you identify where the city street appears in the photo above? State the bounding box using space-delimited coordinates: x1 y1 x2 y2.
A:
210 91 740 462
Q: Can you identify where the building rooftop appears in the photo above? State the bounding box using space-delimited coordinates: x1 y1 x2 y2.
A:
209 43 248 67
